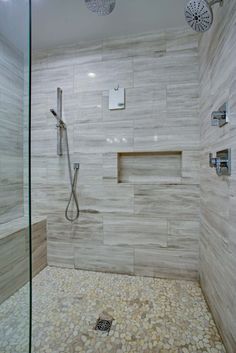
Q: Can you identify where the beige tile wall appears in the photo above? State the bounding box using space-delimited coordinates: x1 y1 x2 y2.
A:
32 28 201 279
0 34 24 224
199 0 236 351
0 217 47 304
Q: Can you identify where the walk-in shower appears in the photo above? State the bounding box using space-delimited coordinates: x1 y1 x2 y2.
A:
185 0 223 32
1 0 236 352
50 88 80 222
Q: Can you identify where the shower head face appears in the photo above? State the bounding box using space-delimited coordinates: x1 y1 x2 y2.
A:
85 0 116 16
185 0 213 32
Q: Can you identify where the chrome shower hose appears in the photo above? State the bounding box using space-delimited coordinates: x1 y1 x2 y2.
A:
64 128 80 222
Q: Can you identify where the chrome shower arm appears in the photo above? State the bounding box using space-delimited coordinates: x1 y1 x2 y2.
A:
209 0 223 7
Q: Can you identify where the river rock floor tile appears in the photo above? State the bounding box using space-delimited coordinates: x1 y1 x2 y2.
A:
0 266 226 353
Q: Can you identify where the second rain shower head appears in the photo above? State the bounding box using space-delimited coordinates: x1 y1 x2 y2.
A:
84 0 116 16
185 0 223 32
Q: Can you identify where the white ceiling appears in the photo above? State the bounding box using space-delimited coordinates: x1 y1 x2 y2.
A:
32 0 188 50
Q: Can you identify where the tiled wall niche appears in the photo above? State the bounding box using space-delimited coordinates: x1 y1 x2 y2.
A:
117 151 182 184
32 28 200 279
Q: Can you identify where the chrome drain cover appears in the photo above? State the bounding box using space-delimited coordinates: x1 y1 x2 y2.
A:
95 318 112 333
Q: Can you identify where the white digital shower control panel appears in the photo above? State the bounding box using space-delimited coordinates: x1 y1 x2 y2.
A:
109 87 125 110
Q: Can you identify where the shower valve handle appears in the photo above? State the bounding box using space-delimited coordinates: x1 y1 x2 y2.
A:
209 150 231 176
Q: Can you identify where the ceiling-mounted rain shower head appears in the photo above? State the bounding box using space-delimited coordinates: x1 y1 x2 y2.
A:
85 0 116 16
185 0 223 32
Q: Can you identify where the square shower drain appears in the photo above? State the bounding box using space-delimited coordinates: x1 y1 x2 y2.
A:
95 318 113 334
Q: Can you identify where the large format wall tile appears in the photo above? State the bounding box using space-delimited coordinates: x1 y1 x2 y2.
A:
104 214 168 247
72 212 103 244
165 28 199 53
47 240 74 269
166 83 199 112
74 40 103 65
74 59 133 93
102 36 135 61
73 122 105 153
73 153 103 185
74 245 134 274
78 183 134 214
0 34 24 224
134 54 199 87
32 27 200 280
167 220 200 251
199 0 236 351
134 248 198 280
134 185 200 218
134 117 200 152
71 91 103 124
0 217 47 304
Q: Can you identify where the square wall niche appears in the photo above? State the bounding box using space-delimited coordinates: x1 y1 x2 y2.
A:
118 151 182 184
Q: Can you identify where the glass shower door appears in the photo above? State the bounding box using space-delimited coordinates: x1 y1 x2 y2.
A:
0 0 31 352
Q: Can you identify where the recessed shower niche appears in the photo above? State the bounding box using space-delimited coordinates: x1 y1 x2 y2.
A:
118 151 182 184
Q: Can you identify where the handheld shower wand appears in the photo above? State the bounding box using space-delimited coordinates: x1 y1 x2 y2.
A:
50 88 80 222
50 109 66 129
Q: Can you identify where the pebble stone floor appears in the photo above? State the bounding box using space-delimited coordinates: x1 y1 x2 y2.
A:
0 267 226 353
